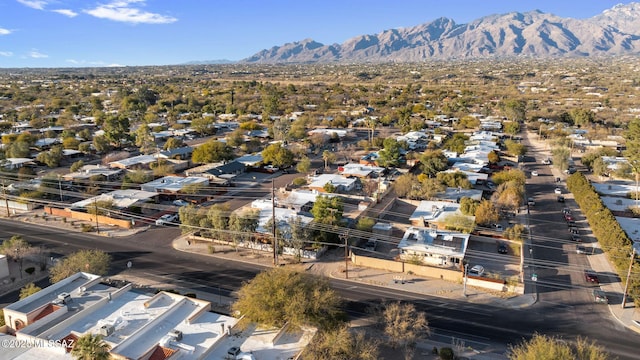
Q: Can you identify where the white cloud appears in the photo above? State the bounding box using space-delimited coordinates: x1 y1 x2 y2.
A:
85 0 177 24
29 49 48 58
52 9 78 17
0 51 13 57
0 28 12 35
17 0 48 10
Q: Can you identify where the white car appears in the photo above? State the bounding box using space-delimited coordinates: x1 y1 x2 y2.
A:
156 213 178 226
554 188 562 194
172 199 189 207
468 265 485 276
531 171 539 176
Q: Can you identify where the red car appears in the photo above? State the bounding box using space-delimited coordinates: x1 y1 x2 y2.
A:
564 214 574 222
584 270 599 284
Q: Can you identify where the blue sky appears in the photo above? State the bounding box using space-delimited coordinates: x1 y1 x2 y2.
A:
0 0 635 68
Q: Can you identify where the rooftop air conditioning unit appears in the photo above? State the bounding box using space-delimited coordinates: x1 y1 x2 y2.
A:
99 324 115 337
58 292 71 304
168 329 183 341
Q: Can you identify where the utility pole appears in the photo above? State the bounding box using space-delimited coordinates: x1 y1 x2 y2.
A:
339 231 349 279
622 246 637 308
463 263 469 297
58 175 63 202
94 198 100 234
272 179 278 266
2 180 9 217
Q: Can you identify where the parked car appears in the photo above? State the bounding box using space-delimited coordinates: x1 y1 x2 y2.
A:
584 270 599 284
531 170 539 176
557 195 565 203
497 242 508 254
173 199 189 207
468 265 485 276
569 226 579 234
491 223 503 232
562 208 572 215
527 198 535 206
571 234 582 242
542 158 552 165
576 245 588 254
554 187 562 194
564 213 574 222
593 289 608 304
155 213 178 226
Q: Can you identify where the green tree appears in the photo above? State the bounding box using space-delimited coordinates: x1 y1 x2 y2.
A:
569 108 596 127
508 334 610 360
377 138 402 167
0 235 33 264
378 302 429 360
49 250 111 283
436 171 472 189
504 224 526 242
226 128 246 147
232 267 344 330
504 139 527 157
419 150 448 178
70 160 85 172
592 157 609 177
262 143 294 168
192 140 234 164
296 156 311 174
92 135 111 153
474 200 499 226
62 137 80 150
36 146 63 168
503 121 521 136
442 133 468 154
322 150 336 170
163 137 185 150
304 325 379 360
134 123 155 154
311 195 343 225
552 147 571 172
71 333 111 360
501 99 526 122
102 115 130 148
624 118 640 207
459 197 479 216
19 283 42 299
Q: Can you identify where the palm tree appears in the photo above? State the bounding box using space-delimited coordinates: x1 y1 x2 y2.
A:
322 150 335 171
71 334 111 360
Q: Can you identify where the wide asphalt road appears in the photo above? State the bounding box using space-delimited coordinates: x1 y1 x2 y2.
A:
1 219 640 359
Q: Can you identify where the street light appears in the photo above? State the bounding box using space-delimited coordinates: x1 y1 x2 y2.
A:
339 231 349 279
622 243 640 308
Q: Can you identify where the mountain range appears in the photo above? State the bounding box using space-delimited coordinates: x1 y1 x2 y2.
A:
242 2 640 63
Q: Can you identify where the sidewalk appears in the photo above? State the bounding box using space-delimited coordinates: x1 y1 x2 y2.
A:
525 130 640 334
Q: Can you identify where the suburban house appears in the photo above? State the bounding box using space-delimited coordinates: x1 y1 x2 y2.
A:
339 163 385 178
140 176 210 194
1 272 309 359
157 146 193 160
2 158 36 170
397 226 470 268
277 189 330 212
70 189 158 210
435 187 484 203
108 154 158 170
308 174 357 193
184 161 245 183
63 164 122 181
235 153 263 167
250 198 314 235
441 169 488 185
408 200 473 229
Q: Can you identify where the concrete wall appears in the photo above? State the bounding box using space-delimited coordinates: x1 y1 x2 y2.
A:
0 255 9 279
351 253 523 293
44 206 132 229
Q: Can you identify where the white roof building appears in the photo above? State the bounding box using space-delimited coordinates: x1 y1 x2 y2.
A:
398 227 470 268
308 174 357 193
339 163 384 178
140 176 209 193
409 200 472 228
2 272 239 360
71 189 157 209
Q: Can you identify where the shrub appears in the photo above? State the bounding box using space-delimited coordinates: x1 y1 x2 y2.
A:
439 347 455 360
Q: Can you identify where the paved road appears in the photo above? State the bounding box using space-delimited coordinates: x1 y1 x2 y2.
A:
2 218 640 359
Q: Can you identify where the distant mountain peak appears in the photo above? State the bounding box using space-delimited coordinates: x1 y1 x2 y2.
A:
241 3 640 63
